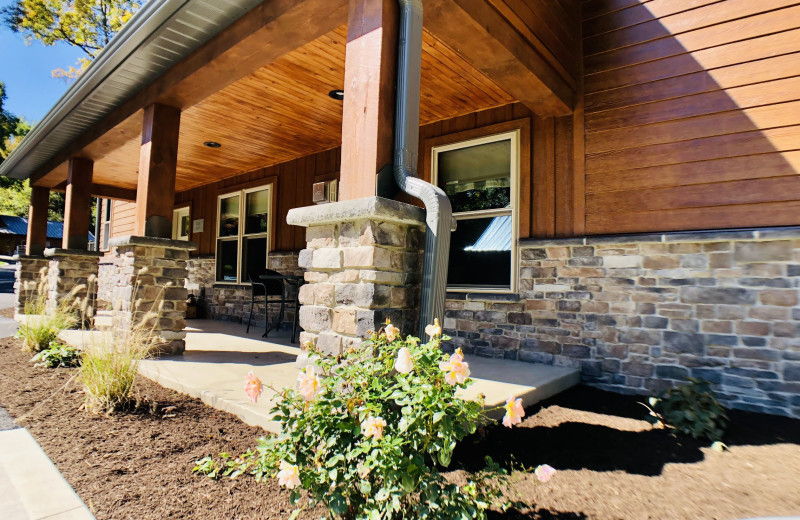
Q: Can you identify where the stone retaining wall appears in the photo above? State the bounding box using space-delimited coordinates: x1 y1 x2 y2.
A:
13 256 50 314
443 228 800 418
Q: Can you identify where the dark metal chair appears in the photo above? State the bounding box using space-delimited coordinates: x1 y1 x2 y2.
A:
245 268 285 336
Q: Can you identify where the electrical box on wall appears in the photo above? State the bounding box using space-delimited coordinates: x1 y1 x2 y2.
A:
312 179 338 204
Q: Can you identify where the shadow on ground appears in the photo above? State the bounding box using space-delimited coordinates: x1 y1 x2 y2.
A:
453 385 800 477
490 508 587 519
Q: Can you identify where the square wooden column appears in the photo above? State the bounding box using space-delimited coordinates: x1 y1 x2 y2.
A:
62 158 93 250
338 0 398 201
26 186 49 256
136 103 181 238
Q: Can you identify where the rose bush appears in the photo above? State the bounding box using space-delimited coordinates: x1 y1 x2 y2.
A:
196 321 553 519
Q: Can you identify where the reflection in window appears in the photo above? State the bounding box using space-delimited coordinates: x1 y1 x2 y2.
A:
433 131 518 290
216 186 271 283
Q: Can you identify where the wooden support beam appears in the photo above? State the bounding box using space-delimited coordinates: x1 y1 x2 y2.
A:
63 158 94 250
425 0 575 117
52 181 137 202
338 0 399 200
26 186 50 256
136 104 181 238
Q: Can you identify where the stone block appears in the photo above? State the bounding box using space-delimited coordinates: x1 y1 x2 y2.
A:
663 331 705 355
312 248 342 269
759 289 798 306
655 365 689 380
734 240 792 263
679 287 756 305
299 305 331 333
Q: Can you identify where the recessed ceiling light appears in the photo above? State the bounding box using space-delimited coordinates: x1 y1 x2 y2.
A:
204 141 222 148
328 89 344 101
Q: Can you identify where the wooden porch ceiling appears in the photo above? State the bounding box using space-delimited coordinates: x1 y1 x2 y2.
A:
41 25 514 193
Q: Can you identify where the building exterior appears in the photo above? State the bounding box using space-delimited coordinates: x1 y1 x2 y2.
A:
0 215 94 256
2 0 799 417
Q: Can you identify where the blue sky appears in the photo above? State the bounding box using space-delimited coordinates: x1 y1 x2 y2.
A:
0 0 84 123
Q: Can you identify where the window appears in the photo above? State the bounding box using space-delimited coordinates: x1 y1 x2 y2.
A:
432 130 519 292
216 185 272 283
101 199 112 251
172 206 190 241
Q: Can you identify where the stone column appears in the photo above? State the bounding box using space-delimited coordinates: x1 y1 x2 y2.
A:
43 248 103 323
108 236 196 355
13 255 50 316
287 197 425 356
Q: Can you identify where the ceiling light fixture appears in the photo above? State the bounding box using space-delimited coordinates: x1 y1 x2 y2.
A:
204 141 222 148
328 89 344 101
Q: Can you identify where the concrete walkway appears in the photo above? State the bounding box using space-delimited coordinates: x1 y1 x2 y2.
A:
63 319 579 433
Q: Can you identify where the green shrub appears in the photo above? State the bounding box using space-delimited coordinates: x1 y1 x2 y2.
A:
196 320 554 519
645 378 728 442
30 341 82 368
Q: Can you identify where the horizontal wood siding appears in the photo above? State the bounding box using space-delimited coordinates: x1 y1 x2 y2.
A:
110 201 136 239
583 0 800 234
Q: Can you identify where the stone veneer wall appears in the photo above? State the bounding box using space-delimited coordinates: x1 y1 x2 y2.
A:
185 251 303 329
97 260 115 310
443 228 800 418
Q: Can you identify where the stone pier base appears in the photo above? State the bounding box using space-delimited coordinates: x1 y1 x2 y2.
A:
108 236 196 355
13 255 50 315
287 197 425 356
43 248 103 323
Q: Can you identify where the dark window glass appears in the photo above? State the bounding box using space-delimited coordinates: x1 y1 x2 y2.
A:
218 195 239 237
245 189 270 235
446 216 511 289
216 240 238 282
242 236 267 281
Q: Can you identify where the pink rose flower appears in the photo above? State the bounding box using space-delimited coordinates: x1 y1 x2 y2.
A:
277 461 301 489
243 371 263 404
502 395 525 428
297 366 323 401
535 464 556 483
438 348 470 385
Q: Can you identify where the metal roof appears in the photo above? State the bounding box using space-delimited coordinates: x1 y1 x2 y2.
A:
464 215 512 252
0 215 95 241
0 0 264 181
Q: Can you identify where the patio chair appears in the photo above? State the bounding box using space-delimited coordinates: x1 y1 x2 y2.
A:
245 268 285 336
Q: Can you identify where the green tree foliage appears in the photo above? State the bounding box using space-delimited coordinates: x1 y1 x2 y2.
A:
1 0 141 79
0 82 29 160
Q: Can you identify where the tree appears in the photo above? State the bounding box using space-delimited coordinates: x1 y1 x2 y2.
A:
0 82 28 160
1 0 141 79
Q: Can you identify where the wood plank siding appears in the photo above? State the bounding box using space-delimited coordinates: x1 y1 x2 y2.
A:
582 0 800 234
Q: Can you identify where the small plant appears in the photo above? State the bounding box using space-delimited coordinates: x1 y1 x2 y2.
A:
195 320 555 519
15 274 79 352
30 341 82 368
644 378 728 442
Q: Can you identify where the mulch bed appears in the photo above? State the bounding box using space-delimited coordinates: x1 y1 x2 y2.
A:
1 336 799 520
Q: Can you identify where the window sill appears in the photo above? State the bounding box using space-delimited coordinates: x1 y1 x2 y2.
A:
446 291 520 302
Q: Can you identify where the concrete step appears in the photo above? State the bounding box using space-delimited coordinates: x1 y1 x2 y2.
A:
460 355 580 420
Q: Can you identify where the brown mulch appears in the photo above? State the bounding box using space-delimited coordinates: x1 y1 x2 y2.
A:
0 306 15 319
1 336 799 520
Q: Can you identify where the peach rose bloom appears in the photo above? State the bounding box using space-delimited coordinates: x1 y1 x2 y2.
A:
297 366 323 401
502 395 525 428
385 321 400 342
439 348 470 385
277 461 301 489
243 371 263 404
425 318 442 339
361 416 387 440
394 347 414 374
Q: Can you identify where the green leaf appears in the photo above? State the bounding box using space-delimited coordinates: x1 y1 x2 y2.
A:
433 411 445 424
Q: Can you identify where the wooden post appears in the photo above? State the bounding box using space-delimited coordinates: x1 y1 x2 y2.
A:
26 186 50 255
136 103 181 238
338 0 398 201
62 158 94 250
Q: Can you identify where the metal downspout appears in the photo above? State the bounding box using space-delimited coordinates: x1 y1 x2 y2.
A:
393 0 456 338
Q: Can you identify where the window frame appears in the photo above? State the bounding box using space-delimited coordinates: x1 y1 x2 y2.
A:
172 205 191 241
215 183 274 284
101 199 113 251
431 129 521 294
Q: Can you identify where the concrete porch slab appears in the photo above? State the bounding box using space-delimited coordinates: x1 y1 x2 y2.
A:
61 320 580 433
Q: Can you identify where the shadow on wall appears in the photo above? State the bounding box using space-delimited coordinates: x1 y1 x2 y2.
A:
582 0 800 234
